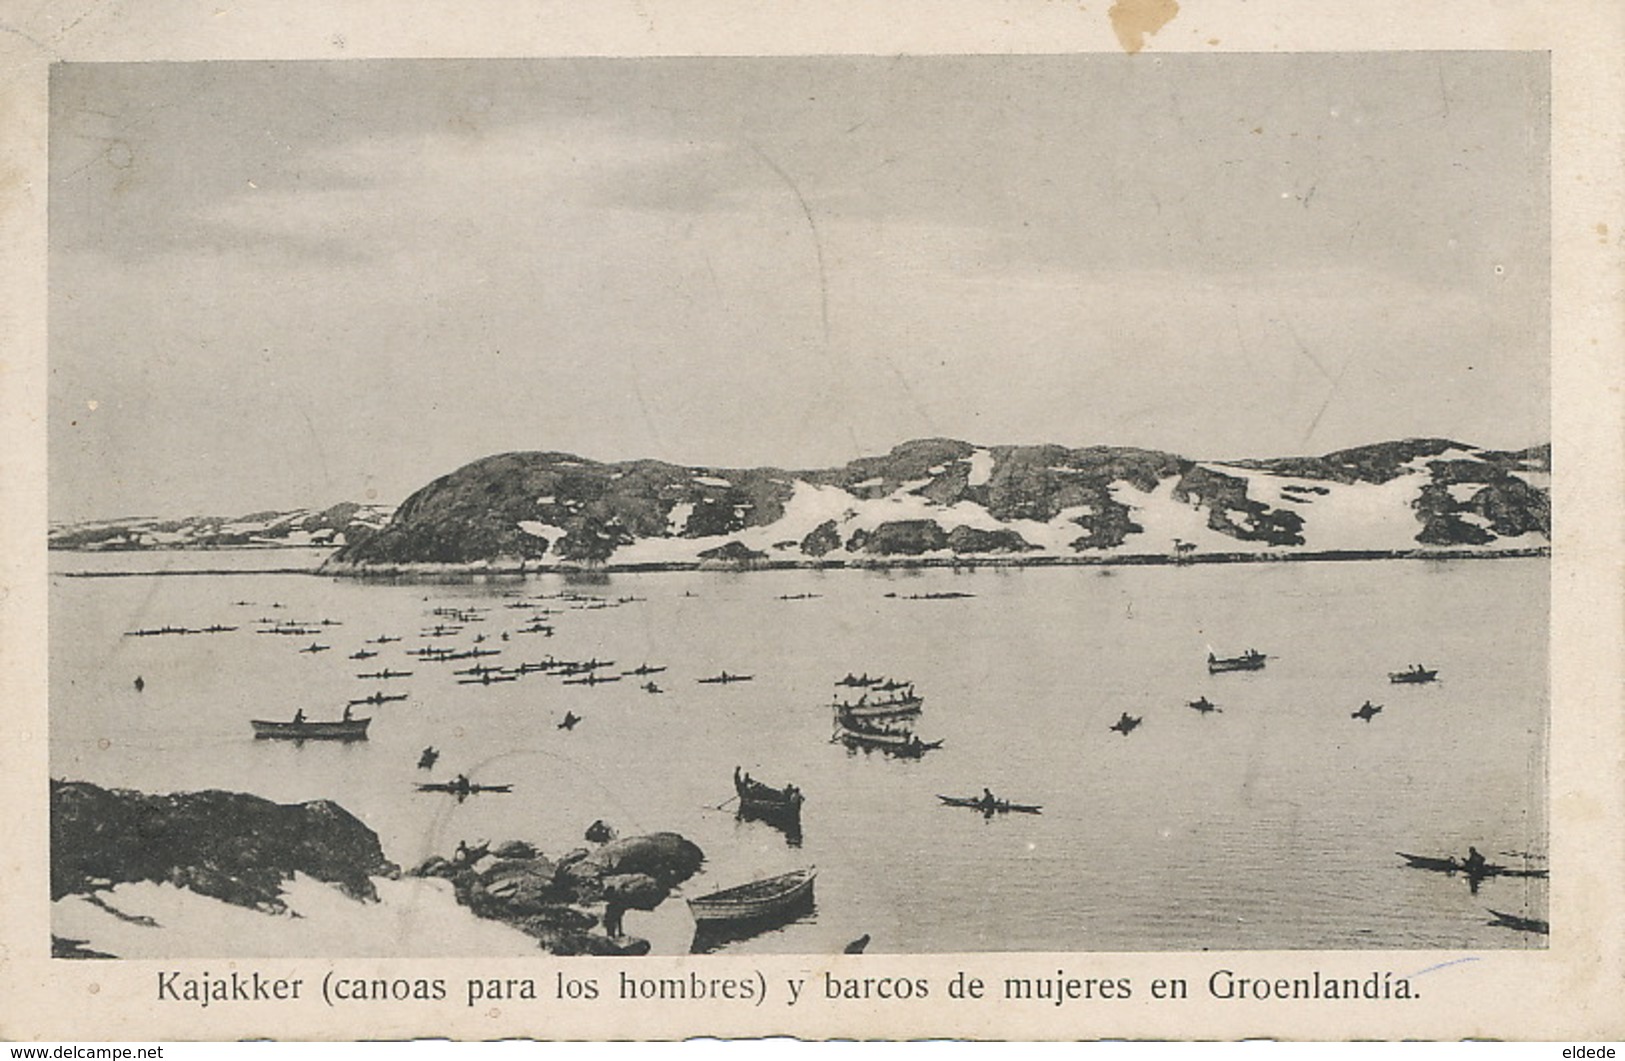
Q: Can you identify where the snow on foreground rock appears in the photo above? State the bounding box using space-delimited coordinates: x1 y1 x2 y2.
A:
51 780 705 958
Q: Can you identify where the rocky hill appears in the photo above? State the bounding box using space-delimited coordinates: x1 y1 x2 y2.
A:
49 502 393 552
325 437 1550 571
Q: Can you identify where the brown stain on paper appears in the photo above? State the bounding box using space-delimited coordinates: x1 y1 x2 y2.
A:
1108 0 1180 52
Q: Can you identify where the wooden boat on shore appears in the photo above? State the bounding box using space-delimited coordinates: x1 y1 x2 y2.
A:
251 716 370 741
687 868 816 927
1397 852 1549 879
938 794 1042 815
1208 649 1266 673
1389 665 1439 684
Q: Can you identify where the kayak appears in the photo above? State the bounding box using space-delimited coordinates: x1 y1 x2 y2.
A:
417 782 513 795
938 794 1042 815
1396 852 1548 879
1487 909 1549 935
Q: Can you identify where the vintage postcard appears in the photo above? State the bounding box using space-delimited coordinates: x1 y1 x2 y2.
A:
1 0 1620 1043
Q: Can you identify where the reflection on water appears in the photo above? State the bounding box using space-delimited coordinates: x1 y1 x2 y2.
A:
51 553 1548 954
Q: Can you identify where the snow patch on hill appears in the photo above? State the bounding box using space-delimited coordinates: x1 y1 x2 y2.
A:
966 449 995 487
1205 464 1426 552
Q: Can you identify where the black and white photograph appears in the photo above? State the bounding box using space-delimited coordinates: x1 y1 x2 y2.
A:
5 0 1622 1044
44 50 1554 959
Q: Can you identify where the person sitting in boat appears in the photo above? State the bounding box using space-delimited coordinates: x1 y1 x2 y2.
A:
1464 846 1487 876
980 787 996 812
292 708 306 725
343 704 353 722
453 773 470 792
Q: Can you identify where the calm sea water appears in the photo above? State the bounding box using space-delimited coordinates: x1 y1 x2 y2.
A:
50 552 1549 954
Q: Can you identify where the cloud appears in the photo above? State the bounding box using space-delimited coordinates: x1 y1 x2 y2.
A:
48 55 1549 521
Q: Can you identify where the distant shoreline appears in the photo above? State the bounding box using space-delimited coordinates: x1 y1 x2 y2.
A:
55 545 1551 579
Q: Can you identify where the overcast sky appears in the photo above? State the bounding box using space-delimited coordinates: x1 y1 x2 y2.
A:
48 53 1549 521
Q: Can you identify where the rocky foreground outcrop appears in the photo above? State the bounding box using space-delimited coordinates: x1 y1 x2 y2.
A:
51 782 706 958
411 828 705 955
51 780 399 912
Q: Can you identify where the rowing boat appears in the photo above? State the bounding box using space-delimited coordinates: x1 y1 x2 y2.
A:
687 868 816 926
1208 650 1266 673
833 693 923 720
937 794 1042 815
834 722 943 757
734 768 804 822
251 717 370 741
